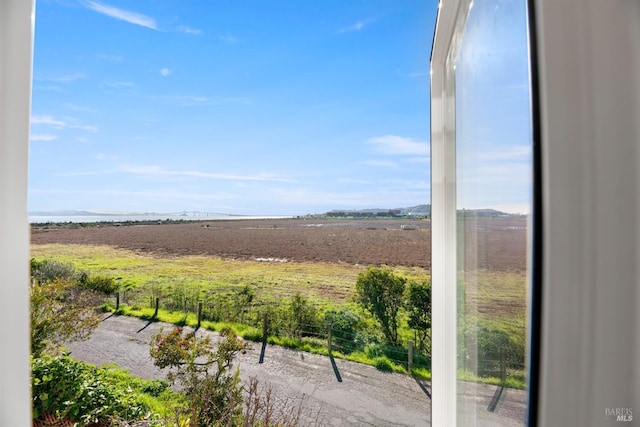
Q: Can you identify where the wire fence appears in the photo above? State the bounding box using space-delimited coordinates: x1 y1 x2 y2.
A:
110 290 524 388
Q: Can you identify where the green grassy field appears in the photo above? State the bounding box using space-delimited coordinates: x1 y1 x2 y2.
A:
30 244 430 306
31 243 529 388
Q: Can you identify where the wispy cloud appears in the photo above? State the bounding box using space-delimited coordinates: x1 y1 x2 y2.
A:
83 1 158 30
97 53 123 62
178 25 202 35
30 134 57 142
366 135 429 156
120 165 295 183
103 81 135 89
362 160 398 168
160 68 171 77
154 95 251 107
31 115 67 128
336 18 375 34
31 115 98 132
34 73 85 84
219 33 238 44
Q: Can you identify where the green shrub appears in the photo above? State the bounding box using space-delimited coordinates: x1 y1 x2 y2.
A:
31 355 148 426
78 274 120 295
31 259 77 283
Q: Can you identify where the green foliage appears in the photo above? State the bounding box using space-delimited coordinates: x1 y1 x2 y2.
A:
31 355 149 426
78 273 120 295
406 280 431 354
286 292 320 337
31 258 77 283
324 307 360 352
355 267 406 345
30 278 101 357
150 327 247 427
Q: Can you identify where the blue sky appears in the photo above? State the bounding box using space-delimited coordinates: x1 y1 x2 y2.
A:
29 0 437 215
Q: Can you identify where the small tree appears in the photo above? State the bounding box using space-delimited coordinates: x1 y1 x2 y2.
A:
406 280 431 354
30 278 101 357
150 327 246 427
355 267 406 346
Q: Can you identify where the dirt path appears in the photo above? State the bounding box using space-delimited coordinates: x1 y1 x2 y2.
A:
67 315 526 426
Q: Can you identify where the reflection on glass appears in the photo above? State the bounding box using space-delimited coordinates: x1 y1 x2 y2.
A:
455 0 531 425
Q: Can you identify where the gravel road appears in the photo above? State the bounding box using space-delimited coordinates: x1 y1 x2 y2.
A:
67 315 526 426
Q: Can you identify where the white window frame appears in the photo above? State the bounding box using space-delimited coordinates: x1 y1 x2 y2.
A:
432 0 640 426
0 1 35 425
430 0 471 425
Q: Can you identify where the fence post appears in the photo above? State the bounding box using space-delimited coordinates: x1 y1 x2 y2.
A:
500 346 506 385
327 323 333 355
197 302 203 329
115 292 120 310
259 312 268 364
153 297 159 318
408 340 414 373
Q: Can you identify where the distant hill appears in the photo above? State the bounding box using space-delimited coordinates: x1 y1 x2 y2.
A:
323 205 431 218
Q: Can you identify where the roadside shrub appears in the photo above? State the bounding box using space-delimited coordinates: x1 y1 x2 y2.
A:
31 355 148 426
373 357 394 372
78 273 120 295
31 259 77 283
150 327 246 427
324 307 360 353
285 293 321 337
355 267 406 346
30 278 102 357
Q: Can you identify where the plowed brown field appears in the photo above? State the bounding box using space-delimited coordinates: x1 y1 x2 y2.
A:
31 217 527 270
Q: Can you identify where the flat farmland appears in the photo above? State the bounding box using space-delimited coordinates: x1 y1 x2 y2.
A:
31 217 529 322
31 217 527 271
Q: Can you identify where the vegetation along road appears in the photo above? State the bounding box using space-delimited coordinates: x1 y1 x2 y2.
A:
68 315 526 426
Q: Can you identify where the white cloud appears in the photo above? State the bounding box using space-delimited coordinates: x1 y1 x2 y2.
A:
219 33 238 44
119 165 295 183
337 18 375 34
31 115 67 128
30 134 57 142
31 115 98 132
366 135 429 156
154 95 251 107
103 81 135 89
362 160 398 168
160 68 171 77
83 1 158 30
178 25 202 35
46 73 86 83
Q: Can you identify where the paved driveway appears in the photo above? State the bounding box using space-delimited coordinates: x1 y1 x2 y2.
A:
68 315 525 426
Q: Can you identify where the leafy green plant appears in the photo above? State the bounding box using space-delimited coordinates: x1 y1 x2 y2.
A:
30 278 101 357
150 327 246 427
406 280 431 354
355 267 406 345
31 355 149 426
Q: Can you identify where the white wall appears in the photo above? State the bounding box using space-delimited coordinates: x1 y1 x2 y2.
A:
534 0 640 425
0 0 34 425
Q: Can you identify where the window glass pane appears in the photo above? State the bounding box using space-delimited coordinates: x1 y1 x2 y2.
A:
454 0 531 424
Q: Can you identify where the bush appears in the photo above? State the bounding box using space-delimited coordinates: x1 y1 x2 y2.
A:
31 259 77 283
355 267 406 346
31 355 148 426
78 273 120 295
324 307 360 353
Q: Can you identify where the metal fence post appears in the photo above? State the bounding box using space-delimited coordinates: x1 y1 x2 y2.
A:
154 297 159 318
327 322 333 355
259 312 268 364
197 302 203 329
408 340 414 373
116 292 120 310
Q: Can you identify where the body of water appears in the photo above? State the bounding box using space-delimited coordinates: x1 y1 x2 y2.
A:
29 213 293 224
